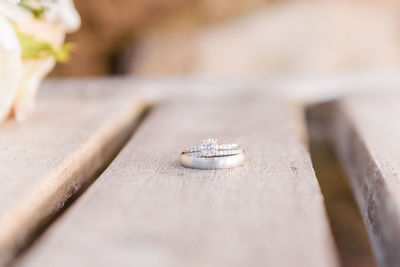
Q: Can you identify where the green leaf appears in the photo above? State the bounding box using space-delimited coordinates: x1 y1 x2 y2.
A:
17 31 72 62
18 0 56 18
18 2 46 18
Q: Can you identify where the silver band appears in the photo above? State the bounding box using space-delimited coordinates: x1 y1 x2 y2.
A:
183 143 240 154
182 138 243 158
179 152 246 169
183 148 243 157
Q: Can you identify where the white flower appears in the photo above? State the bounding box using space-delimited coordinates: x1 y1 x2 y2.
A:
0 0 80 122
2 0 20 5
44 0 81 32
0 15 21 121
13 19 65 121
0 0 30 24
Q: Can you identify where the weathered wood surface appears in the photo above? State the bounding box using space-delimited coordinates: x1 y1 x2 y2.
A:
17 89 339 267
0 79 147 265
331 94 400 267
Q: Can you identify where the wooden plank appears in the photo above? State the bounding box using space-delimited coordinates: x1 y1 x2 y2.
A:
329 94 400 267
0 78 148 265
17 90 339 267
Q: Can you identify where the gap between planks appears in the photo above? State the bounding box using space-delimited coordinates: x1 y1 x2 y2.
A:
330 93 400 267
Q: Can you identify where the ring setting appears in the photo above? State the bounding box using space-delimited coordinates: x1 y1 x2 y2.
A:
183 138 242 157
180 138 245 169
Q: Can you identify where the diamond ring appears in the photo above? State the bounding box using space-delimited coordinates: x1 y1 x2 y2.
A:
182 138 242 157
180 138 246 169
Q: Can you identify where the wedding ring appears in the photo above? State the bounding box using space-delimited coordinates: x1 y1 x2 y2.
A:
182 138 241 157
180 153 246 169
180 138 246 169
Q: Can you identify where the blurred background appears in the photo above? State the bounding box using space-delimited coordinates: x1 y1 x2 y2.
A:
52 0 400 78
49 1 400 266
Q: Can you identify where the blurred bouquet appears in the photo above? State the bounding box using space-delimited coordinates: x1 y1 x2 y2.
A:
0 0 80 122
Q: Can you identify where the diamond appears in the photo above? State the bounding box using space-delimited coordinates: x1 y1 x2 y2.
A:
200 138 218 157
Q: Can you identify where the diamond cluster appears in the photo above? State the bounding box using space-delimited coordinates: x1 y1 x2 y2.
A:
200 138 218 157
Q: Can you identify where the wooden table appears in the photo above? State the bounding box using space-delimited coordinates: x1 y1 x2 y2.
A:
0 77 397 267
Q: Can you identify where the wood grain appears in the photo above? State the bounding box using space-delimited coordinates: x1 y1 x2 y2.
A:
0 78 147 265
17 91 339 267
330 93 400 267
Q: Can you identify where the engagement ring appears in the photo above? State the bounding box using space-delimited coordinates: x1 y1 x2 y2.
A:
180 138 245 169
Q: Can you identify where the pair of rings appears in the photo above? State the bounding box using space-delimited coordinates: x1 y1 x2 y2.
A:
179 138 245 169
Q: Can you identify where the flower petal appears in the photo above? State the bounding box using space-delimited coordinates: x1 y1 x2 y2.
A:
0 15 21 121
